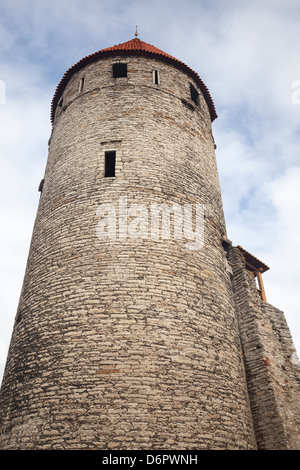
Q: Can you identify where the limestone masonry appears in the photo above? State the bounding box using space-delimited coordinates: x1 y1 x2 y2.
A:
0 37 299 450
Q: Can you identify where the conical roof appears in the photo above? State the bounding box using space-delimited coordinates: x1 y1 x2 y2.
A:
51 37 217 123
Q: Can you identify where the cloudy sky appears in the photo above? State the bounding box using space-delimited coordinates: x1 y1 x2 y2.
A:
0 0 300 383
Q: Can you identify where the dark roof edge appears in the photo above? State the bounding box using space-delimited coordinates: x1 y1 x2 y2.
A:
237 245 270 273
50 48 218 124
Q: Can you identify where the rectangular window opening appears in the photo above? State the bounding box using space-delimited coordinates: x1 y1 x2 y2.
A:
58 98 63 107
153 70 160 85
79 77 85 92
105 151 116 177
113 63 127 78
190 84 199 105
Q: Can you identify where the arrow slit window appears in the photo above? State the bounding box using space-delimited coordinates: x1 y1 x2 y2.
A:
105 151 116 177
153 70 160 85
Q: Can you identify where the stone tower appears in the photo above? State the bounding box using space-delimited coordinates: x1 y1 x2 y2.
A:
0 37 299 450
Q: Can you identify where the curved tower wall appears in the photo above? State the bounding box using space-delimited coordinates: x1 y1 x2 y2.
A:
0 52 257 449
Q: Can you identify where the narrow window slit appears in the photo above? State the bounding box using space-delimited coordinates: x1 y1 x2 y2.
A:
153 70 160 85
105 151 116 177
79 77 85 92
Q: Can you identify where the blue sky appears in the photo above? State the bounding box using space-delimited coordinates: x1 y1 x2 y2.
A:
1 0 300 382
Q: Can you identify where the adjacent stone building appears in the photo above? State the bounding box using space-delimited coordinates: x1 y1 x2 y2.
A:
0 36 299 450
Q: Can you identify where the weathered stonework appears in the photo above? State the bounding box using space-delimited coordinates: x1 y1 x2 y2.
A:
228 246 300 449
0 38 299 450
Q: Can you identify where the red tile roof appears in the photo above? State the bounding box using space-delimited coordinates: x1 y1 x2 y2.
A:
51 38 217 123
237 245 270 273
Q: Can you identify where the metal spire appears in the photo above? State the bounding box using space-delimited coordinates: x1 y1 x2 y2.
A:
135 25 138 38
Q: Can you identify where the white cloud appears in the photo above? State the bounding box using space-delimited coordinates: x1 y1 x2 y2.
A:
259 167 300 350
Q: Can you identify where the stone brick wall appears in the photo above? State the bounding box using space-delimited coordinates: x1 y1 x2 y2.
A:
228 246 300 449
0 53 261 449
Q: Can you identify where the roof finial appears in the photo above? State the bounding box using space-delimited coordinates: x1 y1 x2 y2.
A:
135 25 138 38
